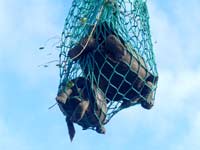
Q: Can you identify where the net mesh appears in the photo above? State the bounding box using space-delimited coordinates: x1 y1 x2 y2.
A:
57 0 158 130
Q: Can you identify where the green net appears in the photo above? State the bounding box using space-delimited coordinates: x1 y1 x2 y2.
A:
57 0 158 137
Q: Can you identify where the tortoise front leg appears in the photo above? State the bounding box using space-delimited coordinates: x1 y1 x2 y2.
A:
96 125 106 134
140 81 154 109
70 100 89 122
56 88 72 104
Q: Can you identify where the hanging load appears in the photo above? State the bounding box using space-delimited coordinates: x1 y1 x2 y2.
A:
56 0 158 141
56 77 107 141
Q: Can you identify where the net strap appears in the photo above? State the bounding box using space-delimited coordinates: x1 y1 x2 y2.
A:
71 2 105 60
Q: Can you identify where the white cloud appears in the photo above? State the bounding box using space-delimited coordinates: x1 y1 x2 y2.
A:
148 0 200 71
171 112 200 150
0 0 10 35
102 1 200 148
184 112 200 149
0 0 65 88
0 0 200 149
0 1 63 148
148 2 185 71
104 68 200 149
172 0 200 68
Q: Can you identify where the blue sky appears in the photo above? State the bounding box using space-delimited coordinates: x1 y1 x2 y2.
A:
1 0 200 150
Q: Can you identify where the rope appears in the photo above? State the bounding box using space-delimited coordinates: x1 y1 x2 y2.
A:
71 2 105 60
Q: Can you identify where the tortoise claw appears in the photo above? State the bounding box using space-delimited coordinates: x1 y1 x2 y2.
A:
96 125 106 134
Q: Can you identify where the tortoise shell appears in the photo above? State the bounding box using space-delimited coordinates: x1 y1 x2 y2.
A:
69 37 157 109
68 22 158 109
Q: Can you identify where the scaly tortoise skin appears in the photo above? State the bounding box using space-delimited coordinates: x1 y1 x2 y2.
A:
68 23 158 109
56 77 107 141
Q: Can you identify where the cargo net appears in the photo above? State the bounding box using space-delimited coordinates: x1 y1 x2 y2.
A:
57 0 158 136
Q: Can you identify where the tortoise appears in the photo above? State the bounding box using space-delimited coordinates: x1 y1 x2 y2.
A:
56 77 107 141
68 22 158 109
